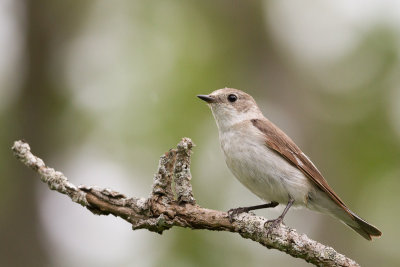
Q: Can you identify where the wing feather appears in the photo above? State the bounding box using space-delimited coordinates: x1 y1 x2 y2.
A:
251 118 353 218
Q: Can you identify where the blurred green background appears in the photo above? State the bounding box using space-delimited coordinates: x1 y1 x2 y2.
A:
1 0 400 266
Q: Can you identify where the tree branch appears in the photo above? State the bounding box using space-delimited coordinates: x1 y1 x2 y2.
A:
12 138 359 267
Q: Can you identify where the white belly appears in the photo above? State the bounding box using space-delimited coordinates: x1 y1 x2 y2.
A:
220 128 312 206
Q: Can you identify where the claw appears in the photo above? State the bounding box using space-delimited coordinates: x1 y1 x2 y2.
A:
263 197 294 236
264 216 284 237
226 202 280 223
227 207 248 223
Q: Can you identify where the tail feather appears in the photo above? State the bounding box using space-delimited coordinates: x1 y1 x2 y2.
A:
310 190 382 240
345 211 382 241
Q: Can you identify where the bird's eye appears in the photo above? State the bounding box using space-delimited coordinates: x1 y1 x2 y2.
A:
227 94 237 102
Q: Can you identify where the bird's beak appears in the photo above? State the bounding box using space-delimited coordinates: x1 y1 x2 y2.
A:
197 95 215 103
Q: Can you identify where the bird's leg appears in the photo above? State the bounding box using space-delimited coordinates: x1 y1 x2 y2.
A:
265 196 294 235
228 201 279 223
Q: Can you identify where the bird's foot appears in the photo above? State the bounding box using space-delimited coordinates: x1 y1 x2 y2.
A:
264 216 284 237
227 207 249 223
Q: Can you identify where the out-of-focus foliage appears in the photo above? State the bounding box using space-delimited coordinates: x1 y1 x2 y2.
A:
0 1 399 266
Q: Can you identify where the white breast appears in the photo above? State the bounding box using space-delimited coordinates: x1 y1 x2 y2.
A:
219 122 313 206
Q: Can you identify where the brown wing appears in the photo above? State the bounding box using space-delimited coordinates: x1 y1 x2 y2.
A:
251 118 353 217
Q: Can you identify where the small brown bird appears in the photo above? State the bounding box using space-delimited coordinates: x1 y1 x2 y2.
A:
198 88 382 240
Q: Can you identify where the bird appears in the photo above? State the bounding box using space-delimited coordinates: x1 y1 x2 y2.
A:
197 88 382 240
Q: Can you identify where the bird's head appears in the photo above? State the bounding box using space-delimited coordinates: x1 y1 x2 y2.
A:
197 88 263 130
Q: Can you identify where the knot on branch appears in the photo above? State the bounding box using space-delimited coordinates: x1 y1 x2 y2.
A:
131 213 174 234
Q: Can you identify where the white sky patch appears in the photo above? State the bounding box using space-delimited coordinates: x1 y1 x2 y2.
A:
62 3 139 113
0 0 24 111
264 0 400 68
38 145 153 267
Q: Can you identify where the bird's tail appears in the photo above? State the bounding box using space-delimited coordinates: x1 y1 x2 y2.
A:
344 210 382 241
312 193 382 240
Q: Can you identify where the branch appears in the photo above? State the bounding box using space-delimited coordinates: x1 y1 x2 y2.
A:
12 138 359 267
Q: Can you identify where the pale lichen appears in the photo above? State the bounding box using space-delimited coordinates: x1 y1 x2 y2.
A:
174 138 195 204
